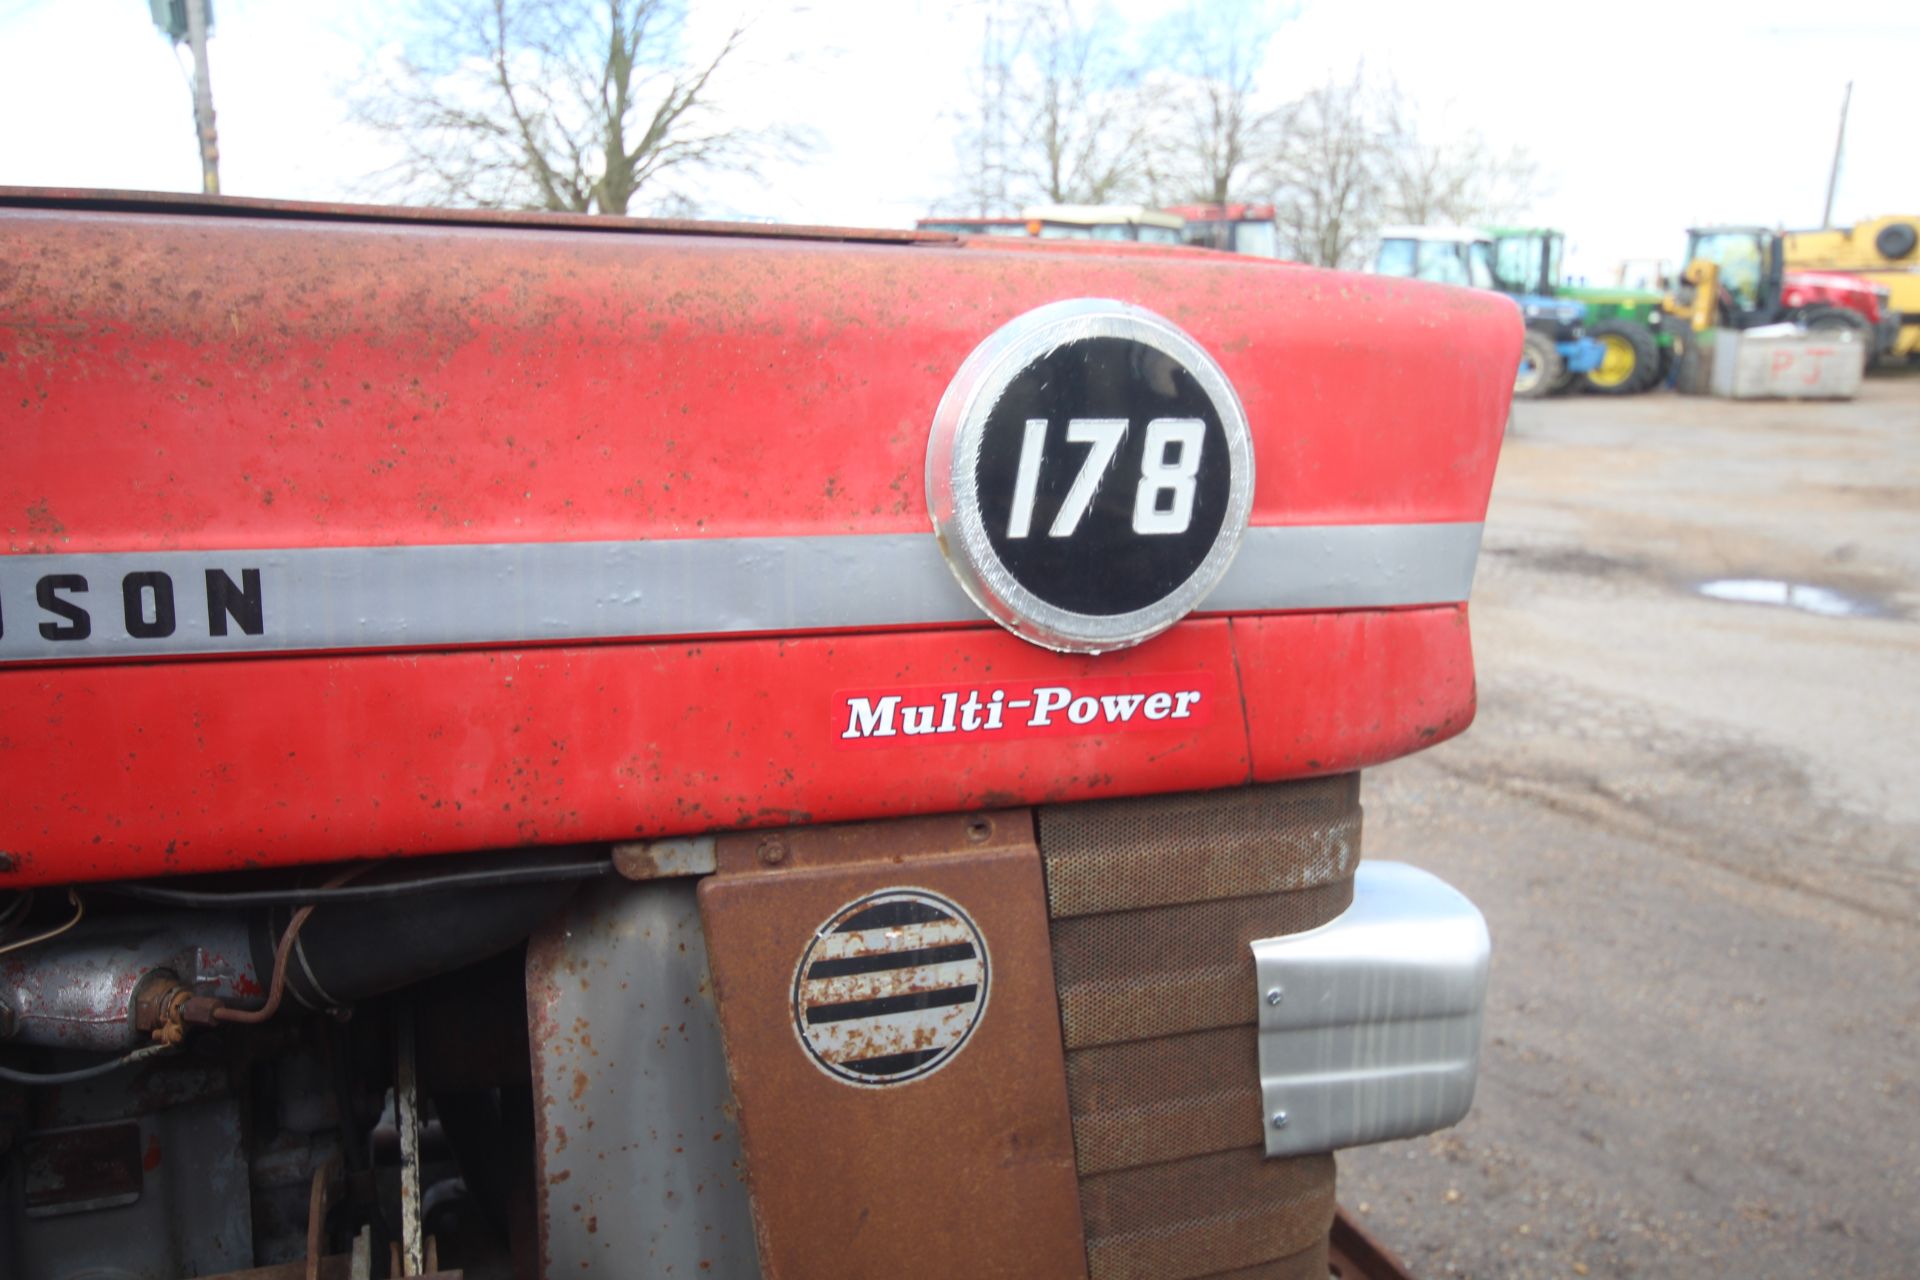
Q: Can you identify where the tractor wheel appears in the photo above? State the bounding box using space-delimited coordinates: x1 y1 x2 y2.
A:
1796 305 1879 367
1582 319 1660 395
1802 304 1896 369
1514 331 1562 400
1875 221 1917 261
1797 305 1869 335
1797 304 1873 357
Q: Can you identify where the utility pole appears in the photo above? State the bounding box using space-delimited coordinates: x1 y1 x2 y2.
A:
185 0 219 194
1821 80 1851 229
151 0 220 195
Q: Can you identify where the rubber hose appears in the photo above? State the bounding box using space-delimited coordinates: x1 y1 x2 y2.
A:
249 879 578 1011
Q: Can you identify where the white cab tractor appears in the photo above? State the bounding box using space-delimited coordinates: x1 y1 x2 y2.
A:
1372 225 1604 399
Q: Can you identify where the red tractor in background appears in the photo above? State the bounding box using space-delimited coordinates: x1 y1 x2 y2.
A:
1780 270 1901 358
1785 214 1920 362
1163 203 1281 257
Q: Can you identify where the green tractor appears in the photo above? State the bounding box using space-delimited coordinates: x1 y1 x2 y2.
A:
1488 228 1670 394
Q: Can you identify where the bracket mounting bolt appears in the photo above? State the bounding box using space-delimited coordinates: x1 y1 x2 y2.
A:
1270 1110 1289 1130
1265 987 1284 1006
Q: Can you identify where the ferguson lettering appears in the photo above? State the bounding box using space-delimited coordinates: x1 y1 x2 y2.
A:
837 673 1215 745
1 567 264 646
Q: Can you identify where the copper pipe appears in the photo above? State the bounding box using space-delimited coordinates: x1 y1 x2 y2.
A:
213 867 366 1025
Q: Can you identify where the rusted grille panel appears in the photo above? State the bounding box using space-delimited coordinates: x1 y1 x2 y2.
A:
1038 778 1359 1280
1038 773 1360 919
1078 1148 1335 1280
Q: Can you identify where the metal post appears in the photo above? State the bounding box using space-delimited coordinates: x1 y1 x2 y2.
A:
1822 81 1851 229
185 0 220 195
395 1003 425 1276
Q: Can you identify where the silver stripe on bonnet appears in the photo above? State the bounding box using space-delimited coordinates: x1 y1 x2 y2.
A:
0 523 1481 663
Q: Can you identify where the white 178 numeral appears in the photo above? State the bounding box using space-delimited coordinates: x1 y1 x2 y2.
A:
1006 418 1204 539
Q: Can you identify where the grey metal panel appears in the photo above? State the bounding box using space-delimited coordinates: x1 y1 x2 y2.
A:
0 523 1482 663
1253 860 1491 1159
527 877 760 1279
1203 522 1484 613
0 533 974 663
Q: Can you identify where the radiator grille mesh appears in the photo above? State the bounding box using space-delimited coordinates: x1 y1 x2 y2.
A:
1078 1148 1336 1280
1039 775 1361 920
1037 777 1361 1280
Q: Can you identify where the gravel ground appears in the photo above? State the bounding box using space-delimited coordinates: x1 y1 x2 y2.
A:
1336 376 1920 1278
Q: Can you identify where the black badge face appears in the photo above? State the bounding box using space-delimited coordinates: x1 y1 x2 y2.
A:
928 299 1253 653
972 337 1232 617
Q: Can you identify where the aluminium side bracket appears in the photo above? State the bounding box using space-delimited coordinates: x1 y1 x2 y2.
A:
1253 860 1491 1158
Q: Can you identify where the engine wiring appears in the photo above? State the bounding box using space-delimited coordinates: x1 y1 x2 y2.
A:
0 889 31 940
0 1042 177 1087
0 888 84 957
96 847 613 908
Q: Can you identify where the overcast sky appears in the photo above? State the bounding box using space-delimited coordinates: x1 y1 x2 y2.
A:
1 0 1914 279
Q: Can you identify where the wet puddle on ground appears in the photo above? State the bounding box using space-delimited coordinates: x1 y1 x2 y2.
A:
1695 578 1896 619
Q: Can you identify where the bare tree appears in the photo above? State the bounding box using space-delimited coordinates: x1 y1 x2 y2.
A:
1265 68 1546 268
352 0 801 214
1378 88 1542 227
1021 2 1152 204
1144 0 1290 207
950 0 1153 214
1267 70 1381 268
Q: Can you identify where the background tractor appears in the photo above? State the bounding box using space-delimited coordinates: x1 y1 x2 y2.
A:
1164 202 1280 256
1661 225 1892 397
1783 214 1920 362
1021 203 1188 244
1374 225 1602 399
1490 228 1670 395
915 206 1190 244
1668 226 1897 351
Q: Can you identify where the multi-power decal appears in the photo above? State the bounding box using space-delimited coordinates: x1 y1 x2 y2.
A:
836 673 1214 745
